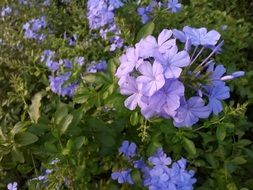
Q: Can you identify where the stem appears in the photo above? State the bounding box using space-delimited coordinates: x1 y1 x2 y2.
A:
190 46 205 65
31 153 39 176
190 45 198 61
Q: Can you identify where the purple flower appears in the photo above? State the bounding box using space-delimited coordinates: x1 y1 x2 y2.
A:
111 170 134 185
61 82 78 97
116 47 143 78
40 50 55 62
137 61 165 97
173 97 210 127
173 26 221 47
167 0 182 13
206 84 230 115
118 140 137 158
19 0 28 5
148 148 172 166
46 60 59 72
62 59 72 68
49 72 70 95
207 62 226 86
1 6 12 17
75 56 85 66
110 36 123 51
137 7 150 24
232 71 245 78
23 16 47 41
136 29 176 59
140 79 184 119
96 60 107 71
120 76 143 110
109 0 124 9
137 1 159 24
7 182 17 190
87 0 115 29
162 48 190 79
68 34 77 46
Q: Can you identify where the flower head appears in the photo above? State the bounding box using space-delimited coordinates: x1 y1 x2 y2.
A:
7 182 17 190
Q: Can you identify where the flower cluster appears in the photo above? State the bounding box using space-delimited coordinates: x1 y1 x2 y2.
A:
86 60 107 73
40 50 83 97
22 16 47 41
112 141 196 189
116 27 244 127
138 0 182 24
41 49 108 97
87 0 124 51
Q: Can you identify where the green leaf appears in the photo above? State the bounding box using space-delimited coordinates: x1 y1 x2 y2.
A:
183 137 196 155
28 93 42 123
11 147 24 163
73 87 90 104
44 142 58 153
10 122 24 135
131 169 142 186
55 102 68 125
130 112 139 126
136 22 155 41
216 125 226 141
229 156 247 165
59 114 73 135
96 132 115 147
15 132 38 147
17 164 33 174
74 136 88 150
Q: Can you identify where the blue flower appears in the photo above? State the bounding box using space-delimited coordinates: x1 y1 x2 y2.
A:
136 61 165 97
206 84 230 115
96 60 107 71
173 26 221 47
118 140 137 158
111 169 134 184
23 16 47 41
7 182 17 190
173 97 211 127
1 6 12 17
148 148 172 166
75 57 85 66
41 50 55 62
49 72 71 95
109 0 124 9
167 0 182 13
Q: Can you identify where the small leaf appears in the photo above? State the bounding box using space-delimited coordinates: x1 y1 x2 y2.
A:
15 132 38 147
28 93 42 123
230 156 247 165
10 122 24 135
136 22 155 41
60 114 73 135
74 136 88 150
216 125 226 141
11 147 24 163
183 137 196 155
131 169 142 186
55 102 68 125
73 87 90 104
17 164 33 174
44 142 58 153
130 112 139 126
